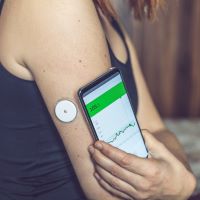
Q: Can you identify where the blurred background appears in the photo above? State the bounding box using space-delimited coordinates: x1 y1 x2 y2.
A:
113 0 200 194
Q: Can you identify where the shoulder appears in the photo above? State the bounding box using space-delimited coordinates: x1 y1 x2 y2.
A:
0 0 108 71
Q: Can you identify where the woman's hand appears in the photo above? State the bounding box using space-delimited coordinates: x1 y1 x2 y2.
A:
88 130 196 200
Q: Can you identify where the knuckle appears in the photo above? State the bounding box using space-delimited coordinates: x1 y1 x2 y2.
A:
103 147 113 157
119 154 131 166
150 165 161 178
110 179 120 190
146 166 163 188
110 165 118 176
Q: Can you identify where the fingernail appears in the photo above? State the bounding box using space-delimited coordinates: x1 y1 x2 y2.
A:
88 146 95 154
95 142 103 150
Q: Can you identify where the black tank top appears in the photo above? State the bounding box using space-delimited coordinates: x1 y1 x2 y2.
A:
0 1 138 198
105 16 138 111
0 0 3 15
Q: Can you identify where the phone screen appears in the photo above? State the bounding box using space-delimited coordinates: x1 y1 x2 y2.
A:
82 71 148 158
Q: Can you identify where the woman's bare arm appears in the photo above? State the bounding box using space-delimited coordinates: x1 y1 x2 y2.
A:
0 0 124 199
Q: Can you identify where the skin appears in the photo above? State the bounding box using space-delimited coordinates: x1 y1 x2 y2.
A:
89 130 196 200
0 0 196 199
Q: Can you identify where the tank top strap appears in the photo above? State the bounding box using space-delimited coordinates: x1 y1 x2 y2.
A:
102 16 131 66
97 13 138 113
108 16 131 64
0 0 4 15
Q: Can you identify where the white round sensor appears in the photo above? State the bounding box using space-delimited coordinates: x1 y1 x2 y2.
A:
55 100 77 123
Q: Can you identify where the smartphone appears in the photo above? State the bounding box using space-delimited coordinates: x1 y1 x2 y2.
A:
78 68 148 158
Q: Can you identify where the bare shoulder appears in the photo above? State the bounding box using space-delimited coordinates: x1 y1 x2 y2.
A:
0 0 112 83
0 0 110 77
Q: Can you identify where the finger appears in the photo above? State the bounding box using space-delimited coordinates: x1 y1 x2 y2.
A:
142 130 167 158
90 147 150 189
93 141 153 175
95 164 138 198
95 173 133 200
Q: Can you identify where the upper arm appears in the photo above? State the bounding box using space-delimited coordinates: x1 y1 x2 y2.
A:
4 0 119 199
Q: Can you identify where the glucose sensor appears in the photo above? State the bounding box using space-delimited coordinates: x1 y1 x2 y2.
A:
55 99 77 123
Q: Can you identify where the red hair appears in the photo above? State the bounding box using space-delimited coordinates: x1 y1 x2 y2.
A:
94 0 164 21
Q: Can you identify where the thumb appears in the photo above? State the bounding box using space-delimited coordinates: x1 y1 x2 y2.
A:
142 129 167 158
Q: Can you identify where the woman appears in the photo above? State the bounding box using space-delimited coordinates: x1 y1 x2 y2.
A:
0 0 196 199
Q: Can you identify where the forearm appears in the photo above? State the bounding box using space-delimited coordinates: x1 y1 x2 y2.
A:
152 129 197 199
152 128 190 170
